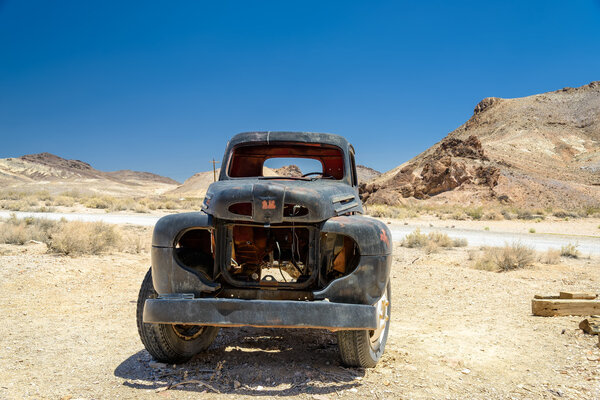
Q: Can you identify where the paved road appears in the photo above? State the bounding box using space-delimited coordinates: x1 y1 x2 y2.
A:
388 225 600 256
2 210 599 255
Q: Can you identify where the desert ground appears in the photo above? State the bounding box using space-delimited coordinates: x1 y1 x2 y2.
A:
1 216 599 400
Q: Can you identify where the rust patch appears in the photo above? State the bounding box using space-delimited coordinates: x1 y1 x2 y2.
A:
261 200 276 210
380 229 389 246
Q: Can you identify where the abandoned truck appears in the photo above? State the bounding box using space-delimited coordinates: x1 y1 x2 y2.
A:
137 131 392 367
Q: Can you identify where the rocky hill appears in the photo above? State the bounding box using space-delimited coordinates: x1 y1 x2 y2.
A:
0 152 179 196
357 164 381 183
362 81 600 209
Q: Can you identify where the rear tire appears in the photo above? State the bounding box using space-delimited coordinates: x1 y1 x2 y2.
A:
136 268 219 364
337 282 391 368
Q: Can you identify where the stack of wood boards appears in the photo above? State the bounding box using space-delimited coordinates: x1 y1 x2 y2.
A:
532 292 599 317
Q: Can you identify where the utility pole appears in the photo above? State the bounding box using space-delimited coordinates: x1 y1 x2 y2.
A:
211 158 220 182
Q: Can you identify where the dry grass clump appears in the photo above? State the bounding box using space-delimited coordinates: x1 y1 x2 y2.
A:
401 229 429 248
464 207 483 220
560 242 579 259
540 249 561 264
482 211 503 221
366 204 418 219
0 216 56 244
0 216 150 255
48 221 121 255
474 242 535 272
401 229 468 253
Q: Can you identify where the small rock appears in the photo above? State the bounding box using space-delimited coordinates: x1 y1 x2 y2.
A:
256 385 264 390
461 368 471 374
233 380 241 389
349 388 358 393
148 361 167 369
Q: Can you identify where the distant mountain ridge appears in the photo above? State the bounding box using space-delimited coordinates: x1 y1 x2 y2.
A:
0 152 179 196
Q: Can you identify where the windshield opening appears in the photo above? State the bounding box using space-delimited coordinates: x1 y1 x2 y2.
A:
227 142 345 179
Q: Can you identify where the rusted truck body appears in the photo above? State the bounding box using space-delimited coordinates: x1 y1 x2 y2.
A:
137 132 392 367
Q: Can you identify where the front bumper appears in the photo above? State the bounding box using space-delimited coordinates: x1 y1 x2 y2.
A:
143 297 378 331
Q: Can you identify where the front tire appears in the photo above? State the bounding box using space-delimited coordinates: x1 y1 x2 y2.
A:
337 281 391 368
136 268 219 364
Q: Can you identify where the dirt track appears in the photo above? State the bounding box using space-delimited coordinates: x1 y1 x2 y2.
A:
1 239 599 399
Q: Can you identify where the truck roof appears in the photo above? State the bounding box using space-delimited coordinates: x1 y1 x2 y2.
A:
227 131 351 151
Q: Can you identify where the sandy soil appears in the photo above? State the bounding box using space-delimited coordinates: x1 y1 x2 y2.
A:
1 232 599 400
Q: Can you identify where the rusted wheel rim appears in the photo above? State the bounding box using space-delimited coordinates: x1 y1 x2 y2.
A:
172 324 206 341
369 288 389 349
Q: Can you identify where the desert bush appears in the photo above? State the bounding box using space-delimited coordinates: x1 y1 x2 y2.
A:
401 229 429 248
465 207 483 220
583 206 600 218
452 237 468 247
552 209 577 219
516 209 533 220
541 249 561 264
426 231 453 247
366 205 417 219
474 242 535 272
54 196 76 207
84 196 113 209
402 229 468 249
560 242 579 259
449 211 467 220
132 203 149 213
0 216 56 245
48 221 121 255
500 209 513 220
482 211 503 221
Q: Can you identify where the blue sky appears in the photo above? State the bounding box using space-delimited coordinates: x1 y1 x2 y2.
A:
1 1 599 182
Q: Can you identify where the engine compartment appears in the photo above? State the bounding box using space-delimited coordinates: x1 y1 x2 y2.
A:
173 222 360 293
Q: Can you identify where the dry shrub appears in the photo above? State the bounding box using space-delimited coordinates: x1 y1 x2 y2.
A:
54 196 75 207
0 216 56 244
0 216 150 255
450 211 467 220
424 241 439 254
48 221 121 255
560 243 579 259
402 229 468 249
84 196 113 209
366 205 417 219
401 229 429 248
427 231 453 247
552 209 577 219
452 237 468 247
541 249 561 264
159 200 177 210
474 243 535 272
516 210 534 220
482 211 503 221
465 207 483 220
133 203 149 213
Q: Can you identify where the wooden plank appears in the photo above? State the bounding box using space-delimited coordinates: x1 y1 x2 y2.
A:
532 299 600 317
559 292 597 300
579 317 600 335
